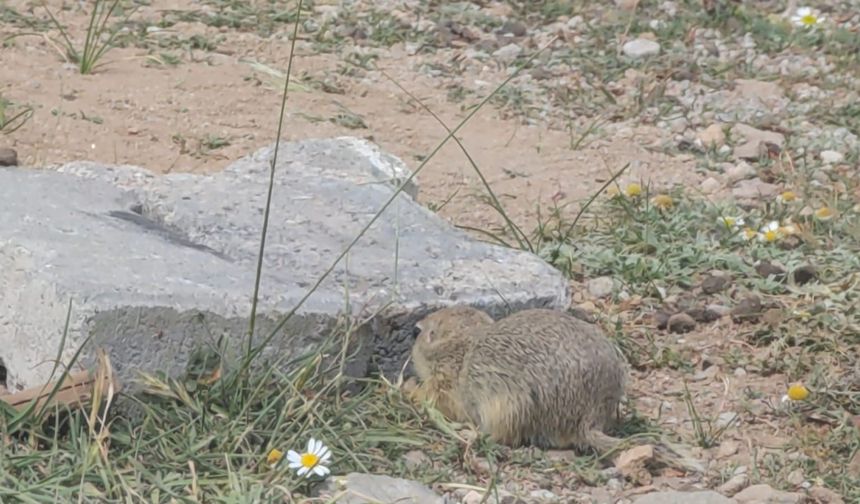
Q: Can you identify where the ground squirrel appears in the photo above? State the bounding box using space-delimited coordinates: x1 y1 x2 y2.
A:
410 306 703 472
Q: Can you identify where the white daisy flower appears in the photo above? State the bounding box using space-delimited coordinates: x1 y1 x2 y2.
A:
287 438 332 479
758 220 782 242
791 7 824 28
717 216 744 231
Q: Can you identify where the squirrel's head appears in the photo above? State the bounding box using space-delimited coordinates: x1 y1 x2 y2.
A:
414 306 494 348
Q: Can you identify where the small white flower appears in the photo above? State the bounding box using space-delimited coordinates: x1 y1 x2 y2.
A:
791 7 824 28
758 221 782 242
287 438 332 479
718 216 744 231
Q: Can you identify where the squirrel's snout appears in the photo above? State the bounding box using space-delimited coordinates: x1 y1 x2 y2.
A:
410 325 422 339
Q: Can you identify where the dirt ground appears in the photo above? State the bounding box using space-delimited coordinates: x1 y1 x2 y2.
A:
1 0 699 231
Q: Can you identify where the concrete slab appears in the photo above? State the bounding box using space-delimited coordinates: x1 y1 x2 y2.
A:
0 137 569 392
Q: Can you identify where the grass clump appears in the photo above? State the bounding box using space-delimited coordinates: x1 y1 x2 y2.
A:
0 328 453 501
43 0 136 74
0 95 33 134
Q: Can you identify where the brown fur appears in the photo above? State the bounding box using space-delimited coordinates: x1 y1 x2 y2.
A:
410 306 703 473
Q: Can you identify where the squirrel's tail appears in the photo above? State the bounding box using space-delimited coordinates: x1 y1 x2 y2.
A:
584 430 705 474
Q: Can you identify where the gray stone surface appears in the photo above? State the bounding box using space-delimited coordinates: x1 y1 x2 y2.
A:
633 490 736 504
315 472 443 504
0 136 569 392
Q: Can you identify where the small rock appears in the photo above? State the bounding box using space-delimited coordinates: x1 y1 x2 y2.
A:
716 411 739 429
792 264 818 285
697 124 726 147
733 367 747 377
529 489 559 502
808 486 845 504
756 260 787 279
786 468 805 486
463 490 484 504
616 444 655 474
732 178 780 200
616 445 654 484
402 449 430 470
493 43 523 64
654 309 672 329
761 307 785 327
701 177 722 194
615 0 640 10
734 483 805 504
701 275 731 294
545 449 577 462
734 79 785 102
588 276 614 298
725 161 756 183
685 306 721 323
622 38 661 58
732 123 785 160
316 473 443 504
717 472 749 496
634 490 734 504
0 147 18 166
820 150 844 164
497 21 527 38
706 304 732 317
667 313 697 333
731 296 761 322
607 477 625 493
717 440 740 459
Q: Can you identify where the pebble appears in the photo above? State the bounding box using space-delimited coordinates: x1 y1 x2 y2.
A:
706 303 732 317
792 264 818 285
715 411 739 429
497 21 527 38
493 43 523 64
717 472 749 496
697 124 726 147
732 123 785 159
700 177 721 194
0 147 18 166
633 490 734 504
401 449 430 470
724 161 756 183
731 178 780 200
701 274 730 294
755 260 787 279
820 150 844 164
734 484 805 504
615 444 655 474
316 473 443 504
786 468 805 486
809 486 846 504
717 440 740 459
622 38 661 58
667 312 696 333
587 276 614 298
528 489 559 502
731 296 762 322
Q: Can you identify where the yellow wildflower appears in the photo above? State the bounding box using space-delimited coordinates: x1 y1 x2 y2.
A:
267 448 284 466
625 183 642 198
814 207 835 221
651 194 674 210
776 191 797 203
786 383 810 401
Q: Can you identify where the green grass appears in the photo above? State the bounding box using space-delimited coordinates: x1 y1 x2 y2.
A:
0 95 33 135
42 0 137 74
